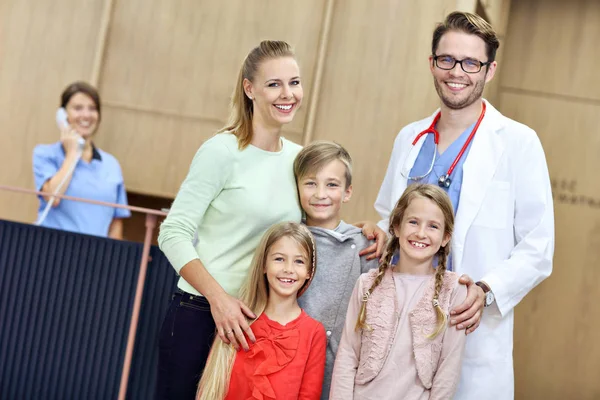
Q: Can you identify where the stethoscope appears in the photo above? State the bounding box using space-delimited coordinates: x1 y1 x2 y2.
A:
402 102 486 188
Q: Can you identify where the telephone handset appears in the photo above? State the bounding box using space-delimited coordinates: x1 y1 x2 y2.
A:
56 107 84 148
56 107 69 130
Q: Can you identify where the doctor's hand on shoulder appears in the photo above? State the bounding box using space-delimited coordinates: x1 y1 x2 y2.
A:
356 221 387 261
450 274 487 335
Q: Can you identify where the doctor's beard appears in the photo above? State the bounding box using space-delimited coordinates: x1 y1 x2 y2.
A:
433 72 487 110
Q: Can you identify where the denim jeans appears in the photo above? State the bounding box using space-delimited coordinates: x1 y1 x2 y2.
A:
155 290 217 399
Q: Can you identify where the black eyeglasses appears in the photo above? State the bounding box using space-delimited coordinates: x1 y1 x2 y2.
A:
433 55 491 74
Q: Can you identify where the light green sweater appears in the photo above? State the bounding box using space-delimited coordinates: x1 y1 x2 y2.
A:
158 133 302 296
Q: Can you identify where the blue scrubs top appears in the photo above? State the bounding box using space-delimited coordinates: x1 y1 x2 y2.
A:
33 142 131 237
407 122 477 270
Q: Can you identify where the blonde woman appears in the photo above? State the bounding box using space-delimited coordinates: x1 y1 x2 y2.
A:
156 40 305 398
197 222 326 399
331 184 467 400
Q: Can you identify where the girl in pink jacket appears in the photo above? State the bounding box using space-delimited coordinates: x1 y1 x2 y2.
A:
330 184 467 400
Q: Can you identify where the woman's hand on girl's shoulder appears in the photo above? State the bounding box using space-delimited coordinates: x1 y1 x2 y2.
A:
209 292 257 351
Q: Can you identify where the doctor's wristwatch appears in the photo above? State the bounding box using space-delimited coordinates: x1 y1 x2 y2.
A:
475 281 495 307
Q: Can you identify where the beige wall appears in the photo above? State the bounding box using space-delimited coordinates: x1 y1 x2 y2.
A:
497 0 600 398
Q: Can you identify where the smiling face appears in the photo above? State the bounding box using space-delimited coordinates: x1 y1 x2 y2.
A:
393 196 450 266
298 159 352 230
263 236 310 301
65 92 100 137
243 56 303 130
430 30 497 110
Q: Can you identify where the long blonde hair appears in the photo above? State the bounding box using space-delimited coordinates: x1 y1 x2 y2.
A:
219 40 296 150
197 222 317 399
355 184 454 339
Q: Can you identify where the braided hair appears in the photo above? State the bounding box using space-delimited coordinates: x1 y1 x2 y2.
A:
355 184 454 339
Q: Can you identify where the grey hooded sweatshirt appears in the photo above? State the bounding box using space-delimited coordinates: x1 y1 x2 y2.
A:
298 221 379 399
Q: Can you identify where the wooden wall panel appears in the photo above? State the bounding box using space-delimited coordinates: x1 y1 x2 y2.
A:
0 0 105 223
497 1 600 398
501 92 600 399
309 0 462 223
96 106 221 197
479 0 512 35
500 92 600 179
500 0 600 100
96 105 303 197
100 0 323 124
96 0 324 196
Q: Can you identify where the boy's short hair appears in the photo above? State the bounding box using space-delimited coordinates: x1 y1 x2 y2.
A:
294 141 353 188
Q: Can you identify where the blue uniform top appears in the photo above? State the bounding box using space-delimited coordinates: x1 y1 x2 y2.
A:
33 142 131 237
407 122 476 270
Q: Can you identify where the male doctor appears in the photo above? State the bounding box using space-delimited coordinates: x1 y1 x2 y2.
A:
375 11 554 399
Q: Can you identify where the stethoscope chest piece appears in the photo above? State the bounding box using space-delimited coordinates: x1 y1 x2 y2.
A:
438 175 452 188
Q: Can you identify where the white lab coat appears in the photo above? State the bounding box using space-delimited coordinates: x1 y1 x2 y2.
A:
375 100 554 400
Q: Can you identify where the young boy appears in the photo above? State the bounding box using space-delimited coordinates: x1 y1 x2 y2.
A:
294 141 379 399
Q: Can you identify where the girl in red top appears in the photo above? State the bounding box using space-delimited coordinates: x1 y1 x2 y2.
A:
197 222 326 400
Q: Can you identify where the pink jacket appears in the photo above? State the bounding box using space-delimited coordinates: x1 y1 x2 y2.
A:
355 268 459 388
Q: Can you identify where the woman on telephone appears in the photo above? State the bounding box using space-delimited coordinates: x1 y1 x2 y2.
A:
32 81 131 239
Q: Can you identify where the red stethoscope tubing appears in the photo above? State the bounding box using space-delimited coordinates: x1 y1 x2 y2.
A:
412 101 487 179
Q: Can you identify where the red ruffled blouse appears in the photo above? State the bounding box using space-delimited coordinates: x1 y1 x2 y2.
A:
225 310 326 400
